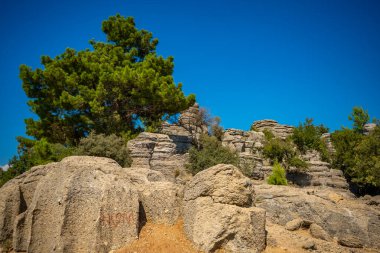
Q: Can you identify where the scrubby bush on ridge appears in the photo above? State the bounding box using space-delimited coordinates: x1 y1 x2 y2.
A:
77 132 132 167
186 134 239 175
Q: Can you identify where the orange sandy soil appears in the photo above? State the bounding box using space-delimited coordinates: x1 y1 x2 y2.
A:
115 220 226 253
115 220 298 253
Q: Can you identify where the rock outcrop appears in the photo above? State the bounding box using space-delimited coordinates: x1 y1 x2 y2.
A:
12 157 140 253
125 167 183 225
183 164 266 253
364 123 377 135
127 132 190 182
255 184 380 250
251 119 294 139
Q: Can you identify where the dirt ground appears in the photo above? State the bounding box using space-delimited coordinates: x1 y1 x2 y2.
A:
115 219 379 253
115 220 213 253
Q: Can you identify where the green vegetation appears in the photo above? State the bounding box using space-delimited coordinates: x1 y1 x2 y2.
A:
1 14 193 187
348 106 370 134
77 132 132 167
331 120 380 193
186 134 239 175
292 118 330 161
262 130 308 171
267 162 288 185
20 14 194 145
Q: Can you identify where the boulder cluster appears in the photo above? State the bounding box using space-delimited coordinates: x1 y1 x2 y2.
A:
0 105 379 253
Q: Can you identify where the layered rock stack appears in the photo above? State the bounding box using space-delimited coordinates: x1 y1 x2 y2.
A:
251 119 294 139
127 132 190 182
321 133 335 154
221 129 267 179
128 103 208 182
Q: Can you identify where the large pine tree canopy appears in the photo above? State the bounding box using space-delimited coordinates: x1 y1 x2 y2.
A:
20 14 195 145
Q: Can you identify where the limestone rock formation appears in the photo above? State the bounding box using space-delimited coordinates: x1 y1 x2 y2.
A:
127 132 190 182
183 164 266 253
251 119 294 139
125 167 183 225
12 157 140 253
221 129 266 179
0 164 50 246
255 184 380 250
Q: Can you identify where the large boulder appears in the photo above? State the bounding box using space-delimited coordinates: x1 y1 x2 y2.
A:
183 164 266 253
125 167 184 225
255 184 380 250
1 156 141 253
0 164 50 245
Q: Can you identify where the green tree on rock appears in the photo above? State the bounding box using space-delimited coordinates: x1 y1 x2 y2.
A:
348 106 369 134
20 14 195 145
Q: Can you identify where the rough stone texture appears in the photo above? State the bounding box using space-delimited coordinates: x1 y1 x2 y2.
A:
338 235 364 248
363 123 376 135
0 164 50 245
221 129 266 179
255 184 380 249
125 168 183 225
127 132 190 182
17 157 140 253
184 164 266 253
287 150 348 189
251 119 294 140
309 223 331 241
0 157 144 253
285 218 303 231
177 103 208 139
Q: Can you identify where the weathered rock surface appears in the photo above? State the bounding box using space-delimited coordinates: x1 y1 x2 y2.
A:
251 119 294 140
222 129 266 179
127 132 190 182
255 184 380 250
309 223 331 241
125 168 183 225
0 164 50 245
13 156 140 253
183 164 266 253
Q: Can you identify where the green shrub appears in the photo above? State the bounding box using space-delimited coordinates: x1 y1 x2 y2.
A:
77 132 132 167
1 138 75 187
262 130 308 171
332 126 380 192
292 118 330 162
267 162 288 185
186 134 239 175
288 156 309 170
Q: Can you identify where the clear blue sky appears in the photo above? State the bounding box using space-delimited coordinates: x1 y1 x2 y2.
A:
0 0 379 165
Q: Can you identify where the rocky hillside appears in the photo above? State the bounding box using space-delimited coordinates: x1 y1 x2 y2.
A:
0 104 379 253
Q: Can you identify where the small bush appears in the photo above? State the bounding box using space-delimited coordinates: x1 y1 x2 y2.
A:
288 156 309 170
292 118 330 161
186 134 239 175
77 132 131 167
267 162 288 185
262 130 308 171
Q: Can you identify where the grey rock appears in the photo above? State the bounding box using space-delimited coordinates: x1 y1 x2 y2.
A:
255 184 380 249
21 156 140 253
285 218 303 231
309 223 331 241
337 236 364 248
125 168 183 225
183 164 266 253
301 239 316 250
